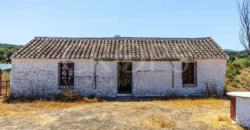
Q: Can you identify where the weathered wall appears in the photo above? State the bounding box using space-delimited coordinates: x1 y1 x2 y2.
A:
10 59 117 97
10 59 226 97
132 59 226 97
236 97 250 127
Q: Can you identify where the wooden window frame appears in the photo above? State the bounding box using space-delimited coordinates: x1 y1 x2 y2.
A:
58 61 74 88
182 60 197 87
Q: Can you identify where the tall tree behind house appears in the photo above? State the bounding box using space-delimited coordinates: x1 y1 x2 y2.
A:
238 0 250 53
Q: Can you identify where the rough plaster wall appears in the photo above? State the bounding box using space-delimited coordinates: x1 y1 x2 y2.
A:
197 59 226 96
10 59 59 97
236 97 250 127
132 59 226 97
132 61 173 96
10 59 226 97
95 61 117 97
10 59 117 97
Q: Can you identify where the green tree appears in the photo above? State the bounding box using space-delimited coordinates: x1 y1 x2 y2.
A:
0 48 7 62
0 43 23 63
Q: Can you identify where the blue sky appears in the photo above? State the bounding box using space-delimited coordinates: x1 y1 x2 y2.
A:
0 0 242 50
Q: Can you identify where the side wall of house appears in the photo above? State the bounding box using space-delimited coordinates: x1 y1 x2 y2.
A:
10 59 226 97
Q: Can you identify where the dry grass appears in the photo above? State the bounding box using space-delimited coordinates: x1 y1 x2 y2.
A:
29 98 98 109
28 100 86 109
83 97 98 103
217 115 231 122
1 72 10 95
0 97 98 116
1 87 10 95
0 103 36 116
151 98 227 109
138 116 176 128
213 115 241 129
226 68 250 92
0 98 245 129
2 72 10 81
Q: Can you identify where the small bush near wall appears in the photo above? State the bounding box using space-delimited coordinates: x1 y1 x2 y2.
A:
4 90 98 103
52 91 82 102
202 80 218 98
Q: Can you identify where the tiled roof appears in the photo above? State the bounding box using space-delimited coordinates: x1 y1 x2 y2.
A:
12 37 229 60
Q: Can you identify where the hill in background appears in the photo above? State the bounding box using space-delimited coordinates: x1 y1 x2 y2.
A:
0 43 23 63
225 50 250 92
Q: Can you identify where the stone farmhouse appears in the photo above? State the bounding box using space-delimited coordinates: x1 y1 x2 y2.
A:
10 36 229 97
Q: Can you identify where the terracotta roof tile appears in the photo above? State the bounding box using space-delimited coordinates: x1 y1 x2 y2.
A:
12 37 229 60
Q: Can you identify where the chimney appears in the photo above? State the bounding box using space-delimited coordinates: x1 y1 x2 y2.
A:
114 35 120 38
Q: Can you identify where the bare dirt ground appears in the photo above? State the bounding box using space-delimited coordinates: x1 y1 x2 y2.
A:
0 98 244 130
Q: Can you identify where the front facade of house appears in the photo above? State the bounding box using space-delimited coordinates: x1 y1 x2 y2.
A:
10 36 228 97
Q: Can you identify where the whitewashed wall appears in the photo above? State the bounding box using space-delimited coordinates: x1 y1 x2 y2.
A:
10 59 226 97
10 59 117 97
236 97 250 127
132 59 226 97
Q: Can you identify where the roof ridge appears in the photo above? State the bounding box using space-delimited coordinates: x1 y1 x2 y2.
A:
34 36 212 40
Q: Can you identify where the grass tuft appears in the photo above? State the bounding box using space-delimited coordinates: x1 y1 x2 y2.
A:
83 97 98 103
217 115 230 122
213 115 243 129
139 116 176 128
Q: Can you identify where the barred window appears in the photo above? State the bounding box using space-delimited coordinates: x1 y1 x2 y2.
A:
182 60 197 87
58 61 74 86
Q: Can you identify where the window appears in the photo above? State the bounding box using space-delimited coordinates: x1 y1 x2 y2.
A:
58 61 74 86
182 60 197 87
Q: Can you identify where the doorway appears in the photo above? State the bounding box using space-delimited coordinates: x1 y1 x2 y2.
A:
118 62 132 94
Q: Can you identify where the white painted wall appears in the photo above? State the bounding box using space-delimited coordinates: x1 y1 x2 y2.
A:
10 59 117 97
10 59 226 97
236 97 250 127
132 59 226 97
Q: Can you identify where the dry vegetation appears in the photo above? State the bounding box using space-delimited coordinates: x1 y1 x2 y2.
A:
1 72 10 95
227 68 250 92
225 51 250 92
0 98 244 130
2 72 9 81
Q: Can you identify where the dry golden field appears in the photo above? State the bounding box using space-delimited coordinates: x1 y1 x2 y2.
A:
0 98 244 130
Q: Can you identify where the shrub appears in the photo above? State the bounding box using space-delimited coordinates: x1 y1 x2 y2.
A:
225 50 249 61
52 91 82 102
232 58 250 68
203 80 218 98
226 57 250 92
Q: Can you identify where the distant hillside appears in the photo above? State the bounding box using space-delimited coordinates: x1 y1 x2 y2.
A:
223 49 237 52
0 43 23 49
225 50 250 92
225 50 250 61
0 43 23 63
